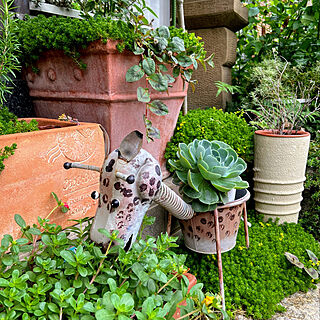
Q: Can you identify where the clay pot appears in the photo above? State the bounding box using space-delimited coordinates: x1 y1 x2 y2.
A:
180 189 250 254
254 130 310 223
0 119 105 239
173 273 197 319
24 40 188 177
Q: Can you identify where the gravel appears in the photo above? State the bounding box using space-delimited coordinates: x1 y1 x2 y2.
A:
235 282 320 320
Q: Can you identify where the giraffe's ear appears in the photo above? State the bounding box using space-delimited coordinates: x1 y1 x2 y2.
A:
119 131 143 162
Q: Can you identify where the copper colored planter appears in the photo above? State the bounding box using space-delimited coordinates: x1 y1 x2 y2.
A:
180 189 250 254
0 119 105 239
24 40 188 177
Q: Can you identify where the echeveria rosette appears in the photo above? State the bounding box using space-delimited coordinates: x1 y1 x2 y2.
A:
168 139 249 212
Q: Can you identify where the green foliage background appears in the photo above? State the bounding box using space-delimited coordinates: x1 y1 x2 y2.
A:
165 107 254 170
300 138 320 240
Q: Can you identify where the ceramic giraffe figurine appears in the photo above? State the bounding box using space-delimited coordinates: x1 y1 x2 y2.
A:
64 130 194 250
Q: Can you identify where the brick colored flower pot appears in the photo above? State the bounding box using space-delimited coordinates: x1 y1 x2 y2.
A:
180 189 250 254
173 273 197 319
0 119 105 239
24 40 188 177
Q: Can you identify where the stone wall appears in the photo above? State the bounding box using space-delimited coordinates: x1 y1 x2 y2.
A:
184 0 248 110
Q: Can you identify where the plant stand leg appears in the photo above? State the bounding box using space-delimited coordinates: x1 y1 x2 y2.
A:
167 213 172 236
243 203 250 249
214 209 225 314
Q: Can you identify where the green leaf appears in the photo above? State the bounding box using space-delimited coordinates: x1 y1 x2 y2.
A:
126 65 144 82
159 64 168 72
95 309 115 320
248 7 259 17
177 55 193 67
60 250 76 266
142 58 156 76
211 178 236 192
132 262 149 283
183 69 193 82
137 87 151 103
0 278 9 287
187 171 203 192
198 181 219 205
157 26 170 39
173 66 180 78
170 37 185 53
148 73 168 92
2 255 13 266
176 171 188 184
148 100 169 116
198 163 221 181
14 214 26 228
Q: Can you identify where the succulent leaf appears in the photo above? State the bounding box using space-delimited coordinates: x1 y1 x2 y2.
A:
168 159 184 171
198 181 219 205
198 163 221 180
187 171 203 192
176 171 188 184
182 185 201 199
211 178 236 192
192 200 217 213
234 180 249 189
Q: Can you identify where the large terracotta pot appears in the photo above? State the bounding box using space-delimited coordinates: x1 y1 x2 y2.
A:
0 119 105 239
180 189 250 254
253 130 310 223
24 40 188 177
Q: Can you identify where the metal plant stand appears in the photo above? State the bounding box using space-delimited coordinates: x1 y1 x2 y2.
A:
213 201 250 312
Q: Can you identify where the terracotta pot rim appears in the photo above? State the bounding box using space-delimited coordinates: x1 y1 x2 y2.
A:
255 129 310 138
0 118 100 141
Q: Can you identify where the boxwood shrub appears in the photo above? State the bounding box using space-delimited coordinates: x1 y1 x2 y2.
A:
165 107 254 172
178 216 320 319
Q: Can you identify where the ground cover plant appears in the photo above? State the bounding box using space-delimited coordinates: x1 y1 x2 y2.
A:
165 108 254 170
0 199 227 320
178 216 320 319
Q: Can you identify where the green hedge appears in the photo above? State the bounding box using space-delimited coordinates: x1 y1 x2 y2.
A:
300 139 320 240
178 217 320 319
165 107 254 171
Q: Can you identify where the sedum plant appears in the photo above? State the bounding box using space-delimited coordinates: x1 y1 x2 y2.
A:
169 139 249 212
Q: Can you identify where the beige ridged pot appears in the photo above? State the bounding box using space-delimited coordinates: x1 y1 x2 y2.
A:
253 130 310 223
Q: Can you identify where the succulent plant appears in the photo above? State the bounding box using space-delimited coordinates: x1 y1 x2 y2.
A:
168 139 249 212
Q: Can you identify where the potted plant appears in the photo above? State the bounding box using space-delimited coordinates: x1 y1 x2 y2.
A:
248 59 320 223
16 5 213 175
0 0 106 239
168 139 249 254
0 211 228 320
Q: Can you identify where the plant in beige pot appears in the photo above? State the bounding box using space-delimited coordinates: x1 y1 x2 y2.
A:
168 139 249 254
249 60 320 223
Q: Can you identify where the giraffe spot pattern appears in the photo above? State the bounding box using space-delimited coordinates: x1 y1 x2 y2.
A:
105 159 115 172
